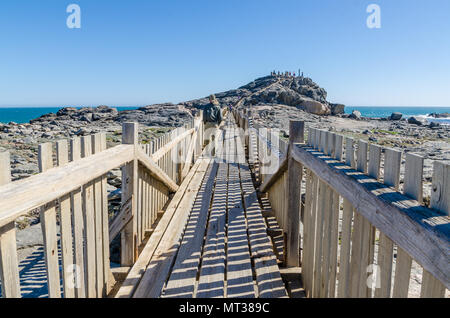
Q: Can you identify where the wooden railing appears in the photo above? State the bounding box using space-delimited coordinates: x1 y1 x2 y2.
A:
234 109 449 298
0 115 203 298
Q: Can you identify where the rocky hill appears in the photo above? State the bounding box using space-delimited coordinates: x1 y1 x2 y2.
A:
181 74 344 116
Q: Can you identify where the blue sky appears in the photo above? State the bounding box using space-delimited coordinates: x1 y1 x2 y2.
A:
0 0 449 107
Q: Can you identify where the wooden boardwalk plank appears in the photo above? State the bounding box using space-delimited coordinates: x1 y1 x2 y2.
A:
162 162 218 297
225 129 255 298
239 163 287 298
196 163 228 298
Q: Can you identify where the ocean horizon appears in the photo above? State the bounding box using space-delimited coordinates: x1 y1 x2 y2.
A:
0 105 449 124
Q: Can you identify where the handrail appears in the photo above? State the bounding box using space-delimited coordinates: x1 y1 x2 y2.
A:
0 144 134 228
292 143 450 289
151 127 195 162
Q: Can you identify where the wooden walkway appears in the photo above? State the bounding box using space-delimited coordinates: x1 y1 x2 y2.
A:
115 115 288 298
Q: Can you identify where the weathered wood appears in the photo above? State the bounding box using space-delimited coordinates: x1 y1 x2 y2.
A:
239 155 287 296
392 247 412 297
133 159 211 298
151 128 194 162
0 222 21 298
368 144 381 180
384 148 401 190
81 136 97 298
0 144 134 228
421 269 446 298
92 133 104 297
431 161 450 216
345 137 354 168
38 142 62 298
115 159 203 298
163 162 218 297
99 134 114 295
375 230 394 298
121 123 139 267
69 138 86 298
290 145 449 289
337 199 353 298
421 160 449 297
136 147 178 193
0 151 21 298
259 155 288 193
56 140 75 298
225 128 255 298
286 121 304 267
312 180 326 297
196 163 228 297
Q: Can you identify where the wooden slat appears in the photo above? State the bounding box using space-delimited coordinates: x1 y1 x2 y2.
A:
196 163 228 298
81 136 97 298
286 121 304 267
312 180 326 297
92 134 106 296
121 123 138 267
99 134 114 295
421 160 449 297
239 155 287 296
0 151 21 298
56 140 75 298
0 222 21 298
345 137 354 168
421 270 446 298
162 162 218 297
337 199 353 298
70 138 86 298
431 161 450 216
225 129 255 298
319 184 332 297
38 142 62 298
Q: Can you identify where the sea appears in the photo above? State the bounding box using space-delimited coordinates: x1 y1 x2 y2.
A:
0 107 139 124
0 106 449 125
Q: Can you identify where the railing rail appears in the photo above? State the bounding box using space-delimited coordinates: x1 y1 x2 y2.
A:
234 108 449 298
0 115 203 298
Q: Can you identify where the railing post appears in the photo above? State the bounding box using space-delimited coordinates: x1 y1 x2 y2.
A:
121 122 138 266
0 151 21 298
286 121 304 267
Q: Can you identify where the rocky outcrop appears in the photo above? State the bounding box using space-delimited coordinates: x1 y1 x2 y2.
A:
118 104 193 127
429 112 450 118
408 116 427 126
180 75 341 116
330 103 345 115
349 110 362 120
390 112 403 120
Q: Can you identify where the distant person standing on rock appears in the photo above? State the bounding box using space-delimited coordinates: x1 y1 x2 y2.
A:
203 94 223 155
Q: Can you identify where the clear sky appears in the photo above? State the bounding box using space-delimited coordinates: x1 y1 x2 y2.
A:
0 0 449 107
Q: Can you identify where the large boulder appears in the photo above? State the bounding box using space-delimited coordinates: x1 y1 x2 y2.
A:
301 100 330 115
349 110 362 120
390 112 403 120
408 116 427 126
57 107 78 116
330 103 345 115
